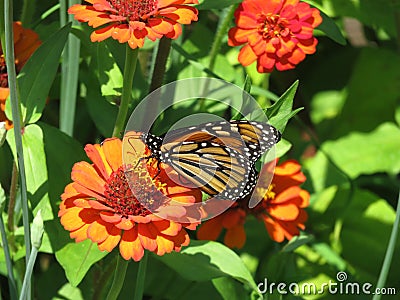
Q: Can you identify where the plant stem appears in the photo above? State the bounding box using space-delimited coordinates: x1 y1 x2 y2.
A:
106 256 129 300
18 247 38 300
394 10 400 53
4 2 31 299
31 4 61 28
208 5 236 72
112 46 139 137
93 256 119 300
199 5 235 111
149 37 171 93
0 1 5 51
59 0 67 27
8 162 18 231
133 251 148 300
59 0 68 137
0 214 18 300
20 0 35 27
59 0 80 136
372 190 400 300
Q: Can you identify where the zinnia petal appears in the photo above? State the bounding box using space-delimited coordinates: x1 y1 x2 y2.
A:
120 227 144 261
228 0 321 72
68 0 198 49
262 215 285 243
0 22 41 130
197 216 223 241
238 44 258 66
59 137 202 261
224 225 246 249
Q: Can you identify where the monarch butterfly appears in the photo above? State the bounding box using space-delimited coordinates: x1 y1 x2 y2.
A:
131 120 281 201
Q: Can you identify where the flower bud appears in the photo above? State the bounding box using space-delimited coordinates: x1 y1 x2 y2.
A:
31 210 44 249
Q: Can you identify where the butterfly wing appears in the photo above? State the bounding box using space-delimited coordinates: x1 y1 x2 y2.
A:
140 120 280 200
159 140 256 200
161 120 281 163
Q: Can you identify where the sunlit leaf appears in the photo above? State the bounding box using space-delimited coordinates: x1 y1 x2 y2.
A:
56 283 84 300
6 124 52 220
322 122 400 179
56 240 107 287
156 240 258 292
266 81 300 132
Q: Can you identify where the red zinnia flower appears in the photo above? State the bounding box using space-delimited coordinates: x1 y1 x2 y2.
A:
59 136 202 261
0 22 41 130
197 159 309 248
228 0 322 73
68 0 199 49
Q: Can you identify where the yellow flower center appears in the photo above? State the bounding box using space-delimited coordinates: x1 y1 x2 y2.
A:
104 165 164 218
247 184 276 214
264 184 276 200
108 0 158 21
257 13 290 40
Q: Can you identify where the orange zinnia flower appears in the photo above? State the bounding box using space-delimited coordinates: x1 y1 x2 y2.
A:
197 159 309 248
0 22 41 129
68 0 199 49
59 137 202 261
228 0 322 73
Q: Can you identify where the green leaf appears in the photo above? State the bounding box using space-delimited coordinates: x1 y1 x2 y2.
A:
55 283 84 300
96 43 123 102
6 23 71 125
321 0 398 38
333 48 400 137
266 81 299 133
55 240 108 287
302 1 346 45
6 124 53 220
156 240 258 292
250 86 279 102
316 9 346 45
322 122 400 179
310 89 346 124
212 277 247 300
0 248 7 277
39 122 87 252
304 153 348 192
281 234 314 253
243 75 252 94
274 138 292 158
172 43 223 79
324 187 399 281
31 210 44 249
395 106 400 127
312 243 347 270
81 63 118 137
104 39 126 72
0 122 6 147
196 0 241 10
0 183 5 212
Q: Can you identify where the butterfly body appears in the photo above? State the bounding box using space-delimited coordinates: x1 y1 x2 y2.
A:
137 120 281 200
